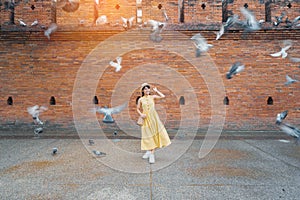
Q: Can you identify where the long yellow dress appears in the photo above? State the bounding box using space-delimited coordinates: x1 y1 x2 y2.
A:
140 95 171 150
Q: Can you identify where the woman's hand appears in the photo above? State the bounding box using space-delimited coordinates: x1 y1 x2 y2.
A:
153 87 158 92
141 114 147 119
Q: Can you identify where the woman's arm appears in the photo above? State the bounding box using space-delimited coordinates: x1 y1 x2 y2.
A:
153 87 165 99
137 98 147 119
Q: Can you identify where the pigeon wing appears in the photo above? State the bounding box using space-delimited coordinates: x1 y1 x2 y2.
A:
116 56 122 65
270 50 282 57
110 102 128 114
148 20 159 31
109 61 121 72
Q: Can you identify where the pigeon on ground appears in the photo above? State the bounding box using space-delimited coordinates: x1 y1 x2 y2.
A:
34 127 43 135
226 62 245 79
279 123 300 144
121 17 135 30
52 147 58 155
148 19 165 42
94 102 127 123
27 105 48 125
93 150 106 156
284 75 298 86
18 19 27 27
270 41 292 59
191 33 213 57
44 23 58 40
89 139 95 145
109 56 122 72
276 110 288 125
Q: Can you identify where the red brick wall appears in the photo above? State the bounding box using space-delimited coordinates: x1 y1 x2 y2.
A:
0 0 299 133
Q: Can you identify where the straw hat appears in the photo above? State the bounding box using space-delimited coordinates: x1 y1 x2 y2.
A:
140 83 150 91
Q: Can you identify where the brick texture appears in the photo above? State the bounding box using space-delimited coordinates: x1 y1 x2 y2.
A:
0 0 299 133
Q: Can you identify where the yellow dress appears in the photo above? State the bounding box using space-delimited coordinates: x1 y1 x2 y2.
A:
140 95 171 150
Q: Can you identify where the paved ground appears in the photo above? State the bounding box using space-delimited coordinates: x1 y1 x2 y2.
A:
0 131 300 200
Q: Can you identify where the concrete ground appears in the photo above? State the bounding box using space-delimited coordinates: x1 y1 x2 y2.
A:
0 131 300 200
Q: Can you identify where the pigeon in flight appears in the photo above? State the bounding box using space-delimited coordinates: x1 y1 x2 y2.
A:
276 110 288 125
216 24 224 40
279 123 300 144
191 33 213 57
239 7 261 32
94 102 127 123
162 9 169 22
289 57 300 63
270 41 292 59
109 56 122 72
216 14 238 40
284 75 298 86
27 105 48 125
226 62 245 79
93 150 106 156
148 19 165 42
44 23 58 40
121 17 135 30
273 12 286 26
62 0 80 13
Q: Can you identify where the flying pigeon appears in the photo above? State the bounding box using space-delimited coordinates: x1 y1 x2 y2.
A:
216 24 224 40
62 0 80 13
216 14 238 40
27 105 48 125
52 147 58 155
109 56 122 72
31 19 38 27
93 150 106 156
121 16 135 30
239 7 261 32
226 62 245 79
162 9 169 22
94 102 127 123
284 75 298 86
89 139 95 145
289 57 300 63
270 42 292 59
18 19 27 27
148 19 165 42
44 23 58 40
273 12 286 26
191 33 213 57
279 123 300 144
276 110 288 125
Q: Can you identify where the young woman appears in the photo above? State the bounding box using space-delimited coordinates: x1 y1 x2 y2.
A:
136 83 171 164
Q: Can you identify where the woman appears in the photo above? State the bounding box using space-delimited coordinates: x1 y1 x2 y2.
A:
136 83 171 164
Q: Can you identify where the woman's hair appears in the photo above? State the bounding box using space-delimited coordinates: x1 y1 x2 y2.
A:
141 85 150 97
136 96 141 105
